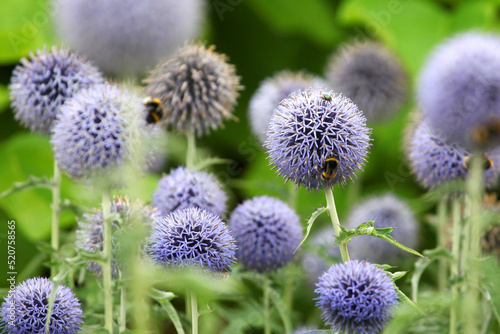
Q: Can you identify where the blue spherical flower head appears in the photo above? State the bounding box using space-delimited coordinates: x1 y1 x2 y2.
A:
152 166 227 217
1 277 83 334
229 196 303 273
54 0 204 77
266 88 371 191
249 70 327 144
408 120 500 189
346 194 418 263
148 207 236 276
9 46 103 135
315 260 398 334
418 32 500 148
76 196 159 277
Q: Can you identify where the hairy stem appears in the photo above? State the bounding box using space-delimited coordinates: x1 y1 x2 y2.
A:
102 190 114 333
186 131 196 169
264 274 271 334
324 186 350 262
51 164 61 277
437 199 448 291
191 291 198 334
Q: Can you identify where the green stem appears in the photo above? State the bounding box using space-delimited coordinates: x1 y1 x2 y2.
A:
51 164 61 277
324 186 350 262
264 274 271 334
449 197 461 334
119 277 127 332
102 190 114 333
186 131 196 169
437 199 448 291
283 183 297 314
191 291 198 334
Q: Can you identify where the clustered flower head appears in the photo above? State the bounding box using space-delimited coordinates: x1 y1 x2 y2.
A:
76 196 158 277
152 166 227 217
417 31 500 148
346 194 418 263
144 43 242 136
9 46 103 135
407 120 500 189
148 207 236 275
229 196 303 272
315 260 398 334
1 277 83 334
53 0 204 77
326 41 408 123
249 70 327 144
266 88 371 191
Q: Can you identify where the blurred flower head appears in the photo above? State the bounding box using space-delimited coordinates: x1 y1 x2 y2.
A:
53 0 204 77
417 31 500 148
326 41 408 123
249 70 327 144
9 46 103 135
266 88 371 191
144 43 242 136
148 207 236 275
315 260 398 334
152 166 227 217
229 196 302 273
1 277 83 334
345 194 418 263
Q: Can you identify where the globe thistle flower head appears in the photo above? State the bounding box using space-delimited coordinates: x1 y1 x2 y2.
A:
346 194 418 263
249 70 328 144
1 277 83 334
326 41 408 123
408 120 500 189
315 260 398 334
76 196 159 277
144 43 242 136
417 31 500 148
152 166 227 217
9 46 103 135
229 196 303 273
266 88 371 191
53 0 204 77
148 207 236 276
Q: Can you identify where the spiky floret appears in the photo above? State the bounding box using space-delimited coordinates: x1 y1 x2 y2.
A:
144 43 242 136
249 70 327 144
315 260 398 334
326 41 408 123
9 46 103 134
1 277 83 334
266 88 371 191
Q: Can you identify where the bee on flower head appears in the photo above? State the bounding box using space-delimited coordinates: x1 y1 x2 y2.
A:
322 157 339 180
463 155 494 171
470 116 500 149
143 97 163 124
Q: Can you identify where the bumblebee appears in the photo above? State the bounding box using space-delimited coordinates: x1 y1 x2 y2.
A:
463 155 494 170
471 116 500 145
143 97 163 124
322 93 332 101
322 157 339 180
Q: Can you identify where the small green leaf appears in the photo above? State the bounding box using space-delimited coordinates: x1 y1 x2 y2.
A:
411 247 452 302
390 271 408 282
295 206 327 252
0 175 55 198
395 285 425 316
150 288 185 334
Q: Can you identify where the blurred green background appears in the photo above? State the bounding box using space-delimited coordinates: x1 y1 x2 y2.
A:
1 0 500 289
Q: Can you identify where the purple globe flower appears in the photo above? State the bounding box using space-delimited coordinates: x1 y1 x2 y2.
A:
53 0 204 77
9 46 103 134
315 260 398 334
249 70 327 144
148 207 236 275
1 277 83 334
417 32 500 148
152 166 227 217
76 196 159 277
326 41 408 123
345 194 418 263
266 88 371 191
229 196 303 273
144 43 242 136
407 120 500 189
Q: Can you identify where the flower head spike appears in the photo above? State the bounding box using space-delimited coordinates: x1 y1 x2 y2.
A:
266 88 371 191
229 196 303 272
76 196 159 277
53 0 204 77
9 46 103 135
144 43 242 136
417 32 500 148
345 194 418 263
249 70 327 144
152 166 227 217
1 277 83 334
326 41 408 123
407 120 500 189
148 207 236 276
315 260 398 334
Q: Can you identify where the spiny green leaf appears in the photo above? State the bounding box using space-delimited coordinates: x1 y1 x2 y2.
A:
150 288 185 334
0 174 55 198
295 206 327 252
395 285 425 316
